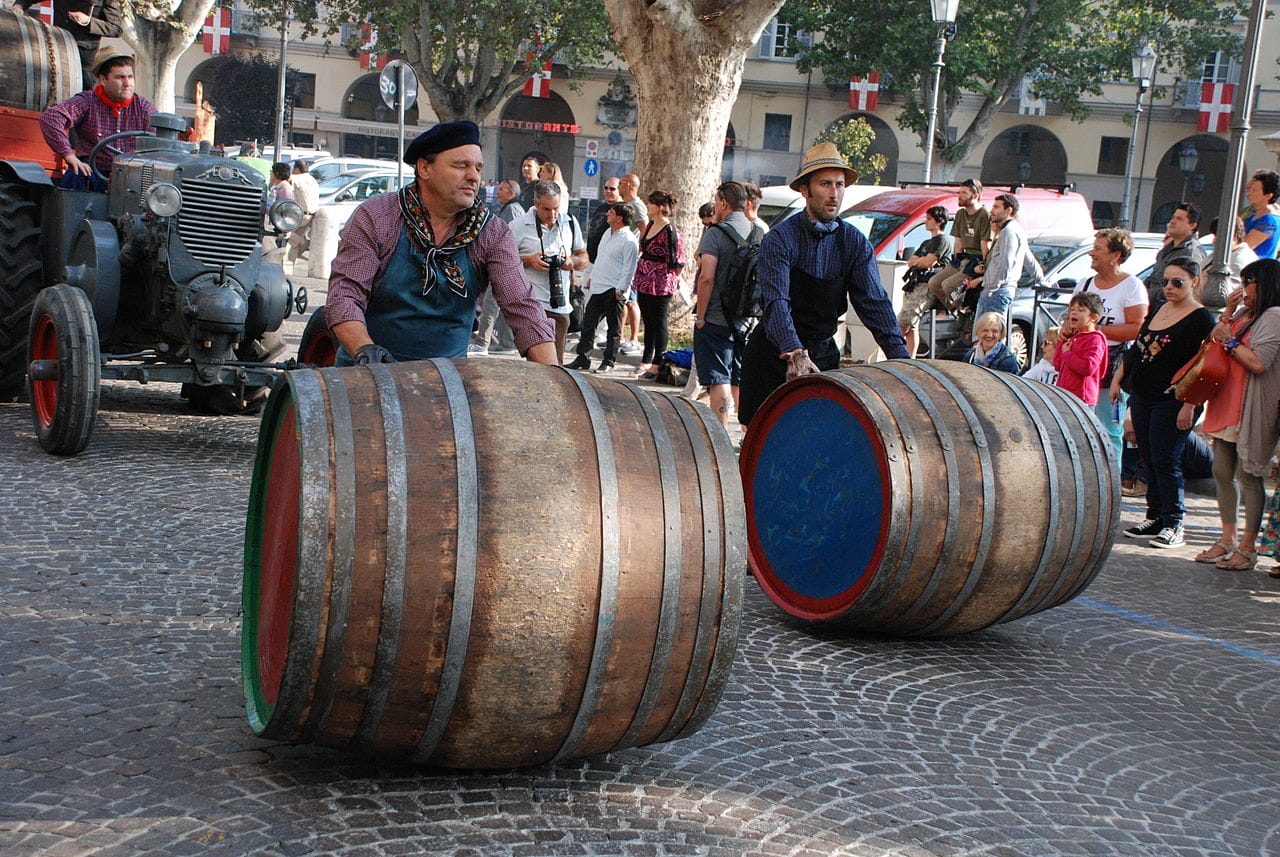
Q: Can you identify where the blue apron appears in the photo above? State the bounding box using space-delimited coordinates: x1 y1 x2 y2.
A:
336 226 479 364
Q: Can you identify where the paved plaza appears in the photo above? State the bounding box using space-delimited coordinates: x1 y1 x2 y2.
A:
1 287 1278 856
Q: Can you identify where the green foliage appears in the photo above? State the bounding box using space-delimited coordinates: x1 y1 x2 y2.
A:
196 54 302 145
786 0 1247 164
811 118 887 183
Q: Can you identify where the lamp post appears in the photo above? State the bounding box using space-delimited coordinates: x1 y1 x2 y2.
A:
922 0 959 183
1118 41 1156 229
1178 142 1200 200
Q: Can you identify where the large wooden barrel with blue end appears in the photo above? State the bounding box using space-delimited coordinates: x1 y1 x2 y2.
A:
242 359 744 768
739 361 1119 637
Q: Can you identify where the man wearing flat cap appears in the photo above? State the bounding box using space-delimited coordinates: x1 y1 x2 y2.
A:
38 48 155 191
326 120 557 365
737 142 908 427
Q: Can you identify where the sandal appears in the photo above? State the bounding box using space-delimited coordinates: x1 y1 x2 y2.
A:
1215 548 1258 571
1194 540 1234 564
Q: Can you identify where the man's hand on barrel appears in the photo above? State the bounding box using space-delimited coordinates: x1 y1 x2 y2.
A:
354 343 396 365
784 348 819 382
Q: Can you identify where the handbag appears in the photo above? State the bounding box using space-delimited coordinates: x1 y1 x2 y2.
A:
1170 338 1232 405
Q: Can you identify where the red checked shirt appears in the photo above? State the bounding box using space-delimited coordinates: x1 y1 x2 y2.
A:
327 191 555 356
39 87 157 175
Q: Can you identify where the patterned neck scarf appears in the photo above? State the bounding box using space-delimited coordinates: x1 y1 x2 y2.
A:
398 184 489 297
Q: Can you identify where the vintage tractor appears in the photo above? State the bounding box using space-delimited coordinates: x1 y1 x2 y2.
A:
0 111 308 455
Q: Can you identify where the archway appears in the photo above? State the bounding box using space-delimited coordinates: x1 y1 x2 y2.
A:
1146 134 1229 233
980 125 1068 187
340 73 421 160
723 121 736 181
496 91 579 187
827 112 899 185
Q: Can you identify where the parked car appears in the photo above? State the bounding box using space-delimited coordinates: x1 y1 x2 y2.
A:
316 168 412 203
307 157 396 183
756 183 892 226
915 232 1173 370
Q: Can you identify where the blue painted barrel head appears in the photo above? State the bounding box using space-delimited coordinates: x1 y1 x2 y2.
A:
741 384 889 620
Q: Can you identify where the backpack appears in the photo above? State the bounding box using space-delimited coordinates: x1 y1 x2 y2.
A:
715 222 765 320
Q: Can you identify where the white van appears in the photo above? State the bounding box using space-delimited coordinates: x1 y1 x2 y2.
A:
756 183 893 226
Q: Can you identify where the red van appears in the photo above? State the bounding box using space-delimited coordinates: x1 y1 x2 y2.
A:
842 183 1095 262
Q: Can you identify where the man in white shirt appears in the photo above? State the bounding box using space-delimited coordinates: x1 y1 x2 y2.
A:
510 181 588 363
568 204 639 373
287 160 321 264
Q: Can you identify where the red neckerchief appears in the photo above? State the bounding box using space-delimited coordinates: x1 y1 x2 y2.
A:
94 84 133 116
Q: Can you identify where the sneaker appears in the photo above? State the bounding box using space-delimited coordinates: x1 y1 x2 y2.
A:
593 363 615 374
1124 518 1163 539
466 344 489 356
619 340 642 355
567 355 591 371
1149 526 1184 549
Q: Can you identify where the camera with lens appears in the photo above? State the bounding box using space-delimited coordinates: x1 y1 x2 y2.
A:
543 254 567 308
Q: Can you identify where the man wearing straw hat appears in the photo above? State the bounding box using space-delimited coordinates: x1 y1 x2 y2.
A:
738 142 908 427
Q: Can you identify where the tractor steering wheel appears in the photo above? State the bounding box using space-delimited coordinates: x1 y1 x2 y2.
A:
87 129 151 185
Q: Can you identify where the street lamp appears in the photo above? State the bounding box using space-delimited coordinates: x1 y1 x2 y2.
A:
1178 141 1200 199
1118 41 1157 229
922 0 960 183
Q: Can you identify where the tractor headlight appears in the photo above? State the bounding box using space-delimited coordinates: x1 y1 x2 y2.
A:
270 200 305 233
144 182 182 217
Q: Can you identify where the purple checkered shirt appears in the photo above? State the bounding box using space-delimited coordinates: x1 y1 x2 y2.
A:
327 191 555 356
39 89 157 174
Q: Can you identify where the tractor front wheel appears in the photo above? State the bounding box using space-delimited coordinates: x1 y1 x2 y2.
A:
28 285 101 456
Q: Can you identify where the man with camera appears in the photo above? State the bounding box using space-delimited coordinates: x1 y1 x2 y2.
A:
568 203 639 374
326 121 557 365
510 181 589 364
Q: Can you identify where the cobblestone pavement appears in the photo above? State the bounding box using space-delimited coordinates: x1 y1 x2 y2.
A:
1 282 1278 856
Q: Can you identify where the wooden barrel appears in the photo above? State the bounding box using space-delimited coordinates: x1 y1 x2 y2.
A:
739 361 1119 637
0 9 81 111
242 359 744 768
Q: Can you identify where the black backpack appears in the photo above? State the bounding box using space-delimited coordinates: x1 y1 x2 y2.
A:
715 222 765 320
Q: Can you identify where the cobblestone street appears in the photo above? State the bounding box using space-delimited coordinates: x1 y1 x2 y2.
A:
1 296 1278 856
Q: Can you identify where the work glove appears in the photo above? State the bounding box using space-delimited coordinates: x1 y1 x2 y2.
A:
354 343 396 365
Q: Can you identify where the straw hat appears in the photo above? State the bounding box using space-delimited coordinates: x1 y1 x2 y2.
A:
789 142 858 191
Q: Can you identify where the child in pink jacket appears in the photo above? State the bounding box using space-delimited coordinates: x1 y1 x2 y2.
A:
1053 292 1109 405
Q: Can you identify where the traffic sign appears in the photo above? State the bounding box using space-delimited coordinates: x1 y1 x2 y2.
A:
379 61 419 111
584 158 599 177
585 139 599 156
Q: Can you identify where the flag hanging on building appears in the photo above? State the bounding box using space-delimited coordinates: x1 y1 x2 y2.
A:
523 56 552 98
359 24 387 71
202 7 232 55
34 0 54 25
1198 82 1235 133
848 72 880 111
1019 76 1046 116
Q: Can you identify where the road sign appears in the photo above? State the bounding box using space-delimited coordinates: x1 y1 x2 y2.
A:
584 158 599 177
379 61 418 111
585 139 599 156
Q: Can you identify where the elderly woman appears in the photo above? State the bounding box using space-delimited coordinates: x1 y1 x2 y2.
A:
1111 257 1215 550
1074 228 1149 463
1199 258 1280 570
632 189 686 378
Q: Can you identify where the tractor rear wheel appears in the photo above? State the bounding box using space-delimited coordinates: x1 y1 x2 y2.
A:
297 306 337 367
0 180 43 401
28 285 101 456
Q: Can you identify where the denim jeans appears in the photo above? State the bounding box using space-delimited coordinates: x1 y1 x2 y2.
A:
975 287 1014 321
1128 395 1192 528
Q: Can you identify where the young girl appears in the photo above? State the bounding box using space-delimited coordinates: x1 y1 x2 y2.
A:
964 312 1020 374
1023 325 1061 384
1054 292 1109 405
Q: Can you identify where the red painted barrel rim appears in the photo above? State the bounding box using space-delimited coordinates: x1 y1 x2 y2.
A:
740 375 891 621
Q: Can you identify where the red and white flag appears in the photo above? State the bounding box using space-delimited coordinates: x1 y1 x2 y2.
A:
202 7 232 55
359 24 387 70
523 55 552 98
1198 82 1235 133
849 72 880 112
34 0 54 25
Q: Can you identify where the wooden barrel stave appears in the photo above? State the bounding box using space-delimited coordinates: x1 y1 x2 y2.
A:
0 10 81 111
243 360 743 768
741 361 1119 637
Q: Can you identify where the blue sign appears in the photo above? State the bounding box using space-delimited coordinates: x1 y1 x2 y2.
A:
584 158 599 177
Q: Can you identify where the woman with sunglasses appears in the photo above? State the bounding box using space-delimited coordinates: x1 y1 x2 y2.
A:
1202 258 1280 571
1110 257 1216 550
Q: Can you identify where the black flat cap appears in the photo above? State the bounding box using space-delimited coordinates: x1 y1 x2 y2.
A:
404 121 481 165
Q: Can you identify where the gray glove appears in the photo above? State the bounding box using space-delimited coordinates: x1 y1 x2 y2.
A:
354 343 396 365
784 349 820 382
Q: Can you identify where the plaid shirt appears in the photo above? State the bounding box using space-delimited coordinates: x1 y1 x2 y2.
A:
39 89 157 174
327 191 555 356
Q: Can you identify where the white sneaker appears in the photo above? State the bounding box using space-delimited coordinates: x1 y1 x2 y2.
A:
1149 526 1184 549
619 340 642 355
